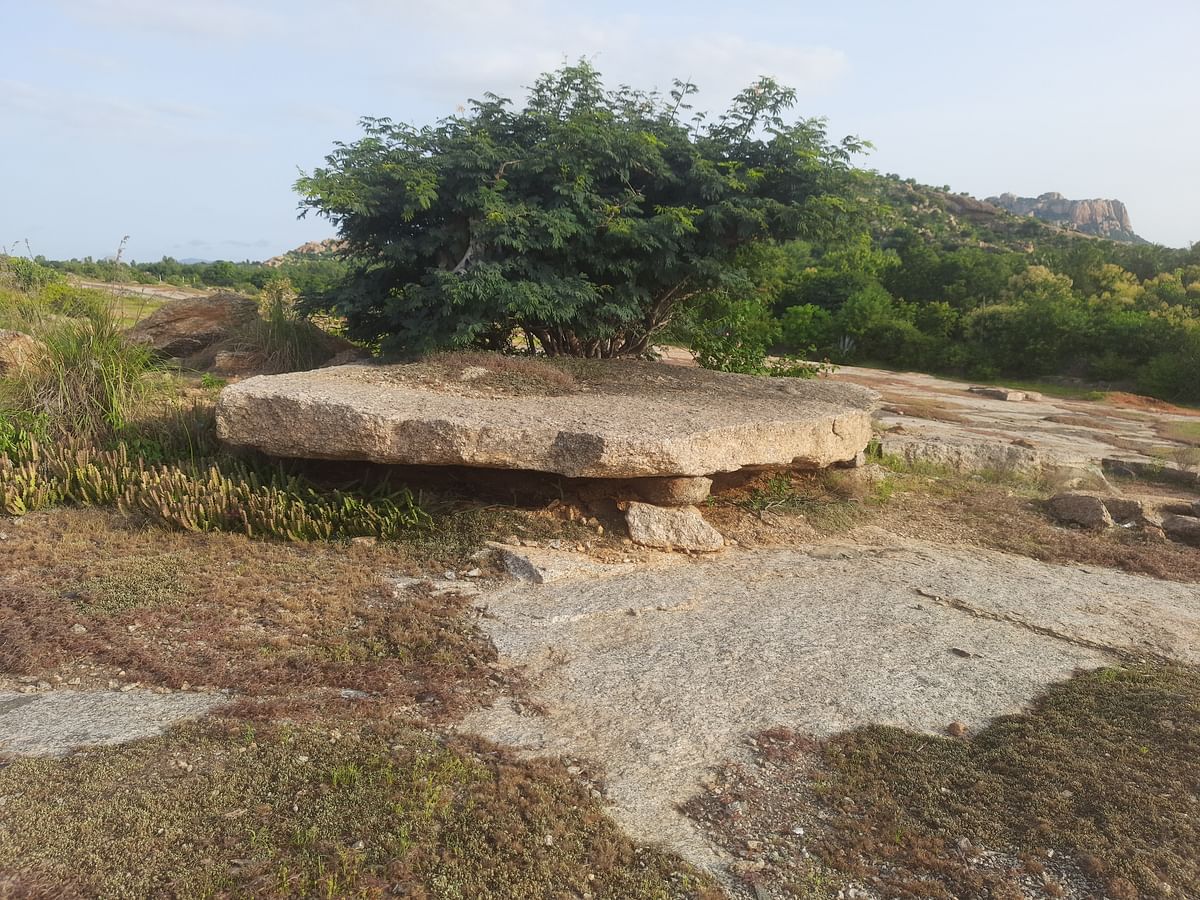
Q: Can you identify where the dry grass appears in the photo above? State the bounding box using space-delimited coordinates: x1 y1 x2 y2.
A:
704 467 1200 583
418 351 580 395
0 719 718 899
1041 413 1122 430
686 661 1200 900
869 475 1200 582
0 503 719 899
1155 419 1200 446
879 394 969 424
1105 391 1200 416
0 507 515 717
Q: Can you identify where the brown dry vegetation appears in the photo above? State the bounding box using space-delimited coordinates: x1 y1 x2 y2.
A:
706 466 1200 583
0 508 502 718
686 661 1200 900
414 351 582 395
1104 392 1200 416
879 394 969 424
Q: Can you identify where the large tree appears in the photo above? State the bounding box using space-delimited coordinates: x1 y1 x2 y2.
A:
296 62 866 357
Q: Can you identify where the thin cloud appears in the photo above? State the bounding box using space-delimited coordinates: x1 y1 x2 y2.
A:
52 0 284 41
0 79 212 135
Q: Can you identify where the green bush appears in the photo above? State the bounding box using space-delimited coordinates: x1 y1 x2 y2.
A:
296 61 866 357
1138 331 1200 402
0 257 61 292
38 282 111 320
779 304 834 352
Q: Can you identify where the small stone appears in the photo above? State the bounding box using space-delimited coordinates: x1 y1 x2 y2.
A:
71 623 88 635
946 721 969 737
1047 492 1114 529
463 568 483 578
543 833 554 847
1163 514 1200 547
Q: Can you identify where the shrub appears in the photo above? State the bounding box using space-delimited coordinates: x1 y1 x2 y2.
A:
0 256 61 292
1137 332 1200 402
779 304 834 352
296 61 866 357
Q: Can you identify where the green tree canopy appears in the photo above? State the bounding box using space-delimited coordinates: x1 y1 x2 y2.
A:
295 61 866 357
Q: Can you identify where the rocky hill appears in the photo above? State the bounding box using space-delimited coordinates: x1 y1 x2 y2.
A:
263 238 346 268
986 192 1142 243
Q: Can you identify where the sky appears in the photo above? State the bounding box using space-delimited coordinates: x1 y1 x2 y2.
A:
1 0 1196 261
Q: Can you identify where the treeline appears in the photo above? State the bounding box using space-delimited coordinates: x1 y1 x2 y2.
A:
34 255 348 298
715 190 1200 401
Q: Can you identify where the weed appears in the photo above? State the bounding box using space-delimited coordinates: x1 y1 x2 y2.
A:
0 434 430 541
72 554 187 614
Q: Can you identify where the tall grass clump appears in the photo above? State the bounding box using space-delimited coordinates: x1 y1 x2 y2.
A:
0 307 158 442
229 276 333 374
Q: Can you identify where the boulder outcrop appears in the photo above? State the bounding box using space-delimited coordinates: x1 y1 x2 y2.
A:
126 292 258 357
0 330 40 375
216 359 878 479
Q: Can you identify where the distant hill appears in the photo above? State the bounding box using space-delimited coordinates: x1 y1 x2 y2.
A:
986 192 1143 243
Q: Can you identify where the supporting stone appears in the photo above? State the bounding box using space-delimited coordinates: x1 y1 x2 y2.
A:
624 502 724 552
626 476 713 507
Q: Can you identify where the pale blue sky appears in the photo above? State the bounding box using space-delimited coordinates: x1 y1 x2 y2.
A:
2 0 1196 260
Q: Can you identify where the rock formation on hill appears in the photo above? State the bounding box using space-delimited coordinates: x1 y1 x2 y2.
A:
262 239 346 268
986 192 1141 242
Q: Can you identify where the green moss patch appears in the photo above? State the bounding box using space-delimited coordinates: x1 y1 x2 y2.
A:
0 720 717 899
688 662 1200 899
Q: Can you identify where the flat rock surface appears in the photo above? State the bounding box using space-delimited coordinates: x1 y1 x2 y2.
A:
216 359 877 478
832 365 1200 471
0 689 224 757
459 539 1200 869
